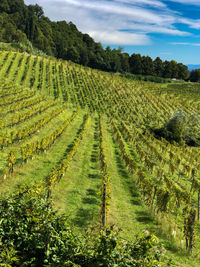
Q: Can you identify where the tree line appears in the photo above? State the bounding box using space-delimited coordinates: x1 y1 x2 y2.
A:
190 69 200 82
0 0 189 80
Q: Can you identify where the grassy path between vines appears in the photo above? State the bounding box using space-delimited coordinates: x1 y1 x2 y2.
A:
101 118 155 238
102 118 199 267
52 115 101 231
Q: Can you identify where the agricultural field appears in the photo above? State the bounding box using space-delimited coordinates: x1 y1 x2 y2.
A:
1 50 200 266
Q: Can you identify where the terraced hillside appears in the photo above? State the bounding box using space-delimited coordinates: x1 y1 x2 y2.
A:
1 50 200 266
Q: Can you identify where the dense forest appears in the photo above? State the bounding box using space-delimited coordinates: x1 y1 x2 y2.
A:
0 0 189 79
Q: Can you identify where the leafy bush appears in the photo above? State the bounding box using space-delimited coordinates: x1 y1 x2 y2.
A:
0 41 47 57
166 110 187 143
0 186 79 266
79 227 171 266
11 41 47 57
0 186 171 266
154 110 200 146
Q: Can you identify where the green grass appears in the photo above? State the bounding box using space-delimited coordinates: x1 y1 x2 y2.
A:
101 118 155 237
101 117 200 267
53 115 101 231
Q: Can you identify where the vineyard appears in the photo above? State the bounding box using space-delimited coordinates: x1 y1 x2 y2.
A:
1 50 200 266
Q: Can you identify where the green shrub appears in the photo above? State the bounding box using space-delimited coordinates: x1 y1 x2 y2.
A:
0 186 171 266
0 186 79 266
11 41 47 57
166 110 187 143
154 110 200 146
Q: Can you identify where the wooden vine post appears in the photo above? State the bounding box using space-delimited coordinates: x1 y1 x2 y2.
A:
102 183 107 228
8 151 16 173
47 187 52 199
184 208 196 251
198 192 200 221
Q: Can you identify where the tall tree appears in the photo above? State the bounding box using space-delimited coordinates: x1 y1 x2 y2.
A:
142 56 154 75
129 54 142 74
163 60 172 78
154 57 164 77
177 63 189 80
120 53 130 73
170 60 179 78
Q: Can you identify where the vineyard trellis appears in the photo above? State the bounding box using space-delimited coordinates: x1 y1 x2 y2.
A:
1 50 200 255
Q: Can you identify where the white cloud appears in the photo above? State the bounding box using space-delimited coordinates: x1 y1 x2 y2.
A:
50 0 172 24
114 0 167 8
168 0 200 6
171 42 200 46
24 0 196 45
127 23 190 36
178 18 200 29
88 31 151 45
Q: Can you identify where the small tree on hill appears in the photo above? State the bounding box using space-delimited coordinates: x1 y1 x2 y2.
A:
166 110 187 143
154 110 200 146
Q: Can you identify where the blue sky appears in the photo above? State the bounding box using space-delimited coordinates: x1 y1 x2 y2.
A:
24 0 200 64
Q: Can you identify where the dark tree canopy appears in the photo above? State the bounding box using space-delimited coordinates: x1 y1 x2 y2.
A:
154 57 164 77
0 0 189 80
190 69 200 82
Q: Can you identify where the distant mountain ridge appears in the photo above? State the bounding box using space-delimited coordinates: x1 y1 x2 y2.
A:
187 65 200 71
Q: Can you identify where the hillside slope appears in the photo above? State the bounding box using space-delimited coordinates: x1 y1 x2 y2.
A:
0 50 200 266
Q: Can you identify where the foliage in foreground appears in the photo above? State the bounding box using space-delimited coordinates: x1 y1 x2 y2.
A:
0 186 171 266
